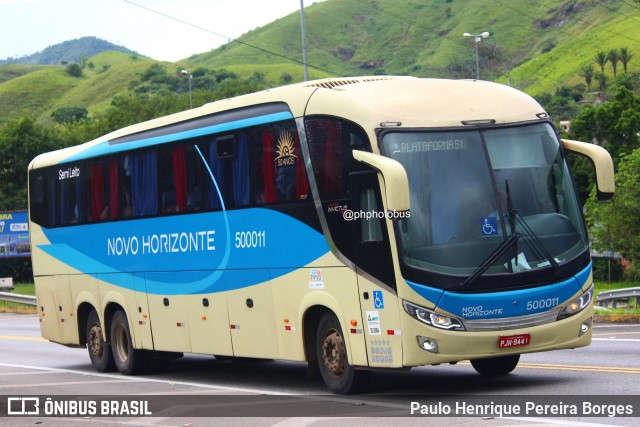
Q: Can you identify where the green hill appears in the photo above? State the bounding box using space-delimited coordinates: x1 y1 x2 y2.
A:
0 37 135 66
1 0 639 126
186 0 640 94
0 52 158 126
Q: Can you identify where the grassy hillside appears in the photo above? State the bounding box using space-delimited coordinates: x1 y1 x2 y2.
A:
1 0 639 126
186 0 640 94
0 52 157 126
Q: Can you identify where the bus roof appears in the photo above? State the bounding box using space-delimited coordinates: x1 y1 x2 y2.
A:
30 76 547 169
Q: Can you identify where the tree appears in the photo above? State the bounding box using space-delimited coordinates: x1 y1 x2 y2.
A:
618 47 634 73
570 86 640 164
65 62 83 77
594 71 607 90
586 148 640 262
607 49 619 77
51 106 88 124
594 51 607 74
579 64 594 92
0 118 64 210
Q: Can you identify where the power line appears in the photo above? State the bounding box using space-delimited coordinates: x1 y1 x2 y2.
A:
544 0 640 45
492 0 640 75
122 0 344 77
352 0 567 87
592 0 640 25
619 0 640 12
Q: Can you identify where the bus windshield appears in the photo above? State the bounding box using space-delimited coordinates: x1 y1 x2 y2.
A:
381 122 588 281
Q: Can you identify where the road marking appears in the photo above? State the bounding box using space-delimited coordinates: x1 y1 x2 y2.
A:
0 370 67 376
593 331 640 336
500 416 629 427
0 362 295 395
0 335 46 342
460 361 640 374
0 379 146 388
517 362 640 374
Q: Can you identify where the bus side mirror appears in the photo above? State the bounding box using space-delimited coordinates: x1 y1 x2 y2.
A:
561 139 615 201
352 150 410 214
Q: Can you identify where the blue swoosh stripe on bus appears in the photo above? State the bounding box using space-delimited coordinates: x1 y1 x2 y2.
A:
38 208 329 295
406 263 592 319
61 112 294 163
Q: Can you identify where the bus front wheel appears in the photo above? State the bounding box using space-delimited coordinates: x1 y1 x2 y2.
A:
315 312 371 394
110 310 151 375
86 309 115 372
470 354 520 376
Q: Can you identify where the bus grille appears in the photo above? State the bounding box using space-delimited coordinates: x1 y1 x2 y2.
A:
462 307 562 332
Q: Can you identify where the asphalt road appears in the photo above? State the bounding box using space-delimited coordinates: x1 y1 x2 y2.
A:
0 313 639 426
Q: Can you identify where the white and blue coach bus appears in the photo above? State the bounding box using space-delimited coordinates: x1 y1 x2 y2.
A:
28 76 614 394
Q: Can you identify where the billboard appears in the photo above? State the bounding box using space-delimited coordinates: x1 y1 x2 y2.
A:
0 211 30 258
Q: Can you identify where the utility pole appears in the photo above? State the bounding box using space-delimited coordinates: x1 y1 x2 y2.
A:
300 0 308 81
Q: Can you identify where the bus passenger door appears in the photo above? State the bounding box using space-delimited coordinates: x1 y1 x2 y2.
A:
350 170 403 368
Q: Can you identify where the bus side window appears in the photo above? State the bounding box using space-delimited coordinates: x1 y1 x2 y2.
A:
255 129 278 204
255 124 309 205
86 157 119 222
56 163 83 226
121 156 132 218
206 134 250 210
306 119 344 199
29 170 54 227
128 149 158 217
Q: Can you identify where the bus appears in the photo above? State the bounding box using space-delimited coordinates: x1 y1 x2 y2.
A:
28 76 614 394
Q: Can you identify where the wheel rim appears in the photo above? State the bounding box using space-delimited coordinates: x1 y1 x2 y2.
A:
88 323 103 358
113 324 129 363
322 328 346 377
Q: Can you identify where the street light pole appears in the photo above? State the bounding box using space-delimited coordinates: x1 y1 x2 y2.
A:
463 32 490 80
180 69 193 109
299 0 308 81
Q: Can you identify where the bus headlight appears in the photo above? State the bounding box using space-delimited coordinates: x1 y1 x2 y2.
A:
403 300 465 331
557 285 593 320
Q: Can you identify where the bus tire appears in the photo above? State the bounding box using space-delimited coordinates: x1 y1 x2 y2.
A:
470 354 520 376
110 310 151 375
316 312 371 394
86 309 115 372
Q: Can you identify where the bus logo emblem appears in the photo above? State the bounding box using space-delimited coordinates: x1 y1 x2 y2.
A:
274 131 297 167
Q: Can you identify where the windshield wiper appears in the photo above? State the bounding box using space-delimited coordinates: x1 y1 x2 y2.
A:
512 210 560 271
460 232 521 288
460 179 561 288
505 180 559 272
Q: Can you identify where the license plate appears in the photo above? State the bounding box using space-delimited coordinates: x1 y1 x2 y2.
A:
498 333 530 348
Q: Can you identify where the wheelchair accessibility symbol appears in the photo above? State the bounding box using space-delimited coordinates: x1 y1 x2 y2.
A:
481 217 498 236
373 290 384 309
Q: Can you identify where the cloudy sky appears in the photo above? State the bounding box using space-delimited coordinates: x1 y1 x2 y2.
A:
1 0 322 62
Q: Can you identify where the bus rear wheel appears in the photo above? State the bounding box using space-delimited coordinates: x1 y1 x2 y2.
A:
110 310 151 375
316 312 371 394
86 309 115 372
470 354 520 376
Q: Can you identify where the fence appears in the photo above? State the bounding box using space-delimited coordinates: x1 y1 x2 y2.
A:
596 287 640 309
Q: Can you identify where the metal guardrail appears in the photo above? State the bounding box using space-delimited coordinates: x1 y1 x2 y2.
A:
0 291 37 306
596 287 640 309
